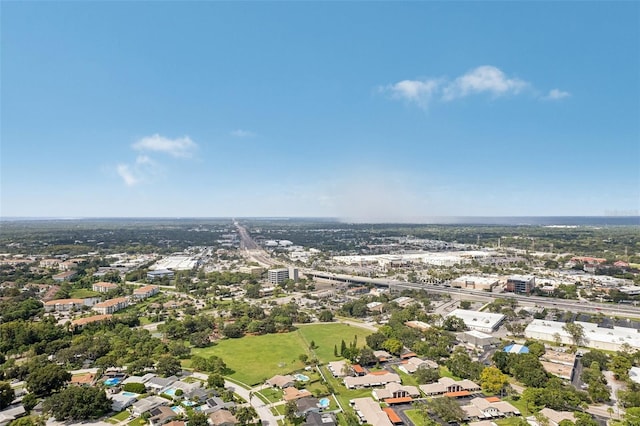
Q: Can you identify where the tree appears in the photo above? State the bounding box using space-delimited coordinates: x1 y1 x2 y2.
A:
0 381 14 410
358 348 378 366
622 407 640 426
236 406 257 425
563 323 585 347
207 373 225 388
44 386 111 420
284 400 299 423
187 411 209 426
318 310 334 322
442 315 466 332
609 354 632 381
414 367 439 385
426 397 464 422
382 338 403 356
460 300 472 309
156 355 181 377
26 363 71 397
480 366 509 395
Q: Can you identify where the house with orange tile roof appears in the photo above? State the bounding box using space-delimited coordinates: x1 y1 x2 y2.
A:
133 285 159 299
44 298 86 312
92 282 118 293
93 297 129 314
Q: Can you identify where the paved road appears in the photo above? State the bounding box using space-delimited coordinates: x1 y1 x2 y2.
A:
191 372 280 425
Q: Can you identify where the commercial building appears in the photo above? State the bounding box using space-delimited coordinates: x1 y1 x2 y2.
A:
147 269 174 280
524 319 640 351
451 276 499 291
506 275 535 294
446 309 506 333
268 268 289 285
459 330 496 348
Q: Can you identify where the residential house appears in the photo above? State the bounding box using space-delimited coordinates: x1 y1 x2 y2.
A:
133 285 159 299
327 361 348 377
343 372 401 389
110 391 139 412
132 396 168 416
398 357 438 374
266 374 295 389
149 406 177 426
70 314 112 329
92 282 118 293
93 297 129 315
461 397 520 421
145 376 178 394
305 412 336 426
53 271 77 282
372 382 420 404
202 397 235 414
373 351 392 362
209 409 237 426
0 405 26 426
295 397 320 417
44 298 86 312
535 408 576 426
351 397 393 426
283 387 313 401
419 377 481 397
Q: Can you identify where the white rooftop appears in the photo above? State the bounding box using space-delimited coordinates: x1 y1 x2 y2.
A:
446 309 505 331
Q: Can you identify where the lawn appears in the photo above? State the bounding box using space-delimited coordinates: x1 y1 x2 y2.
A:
70 289 100 298
110 411 130 422
189 331 308 385
297 323 372 362
188 323 372 386
405 409 430 426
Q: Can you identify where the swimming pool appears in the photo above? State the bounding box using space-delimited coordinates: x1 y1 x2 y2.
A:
318 398 330 408
164 388 177 396
171 406 185 415
121 392 139 397
294 373 310 382
104 378 121 386
182 400 196 407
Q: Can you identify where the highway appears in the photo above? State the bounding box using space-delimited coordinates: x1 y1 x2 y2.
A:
233 221 640 318
234 220 280 267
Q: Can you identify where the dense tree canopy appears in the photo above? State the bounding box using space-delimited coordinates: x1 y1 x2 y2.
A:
44 386 111 420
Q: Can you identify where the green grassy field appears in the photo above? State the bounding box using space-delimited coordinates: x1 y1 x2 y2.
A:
297 323 372 362
190 331 308 385
70 289 101 298
189 323 372 386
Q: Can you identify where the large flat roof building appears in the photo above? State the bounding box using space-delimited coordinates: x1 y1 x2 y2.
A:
524 319 640 351
506 275 535 294
446 309 505 333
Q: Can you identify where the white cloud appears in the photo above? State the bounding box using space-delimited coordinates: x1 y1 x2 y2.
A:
442 66 529 101
115 149 166 187
545 88 571 100
132 134 197 158
385 79 441 108
230 129 256 138
381 65 571 110
116 164 139 186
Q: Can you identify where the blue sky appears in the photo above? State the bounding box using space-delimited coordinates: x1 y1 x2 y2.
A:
2 1 639 220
